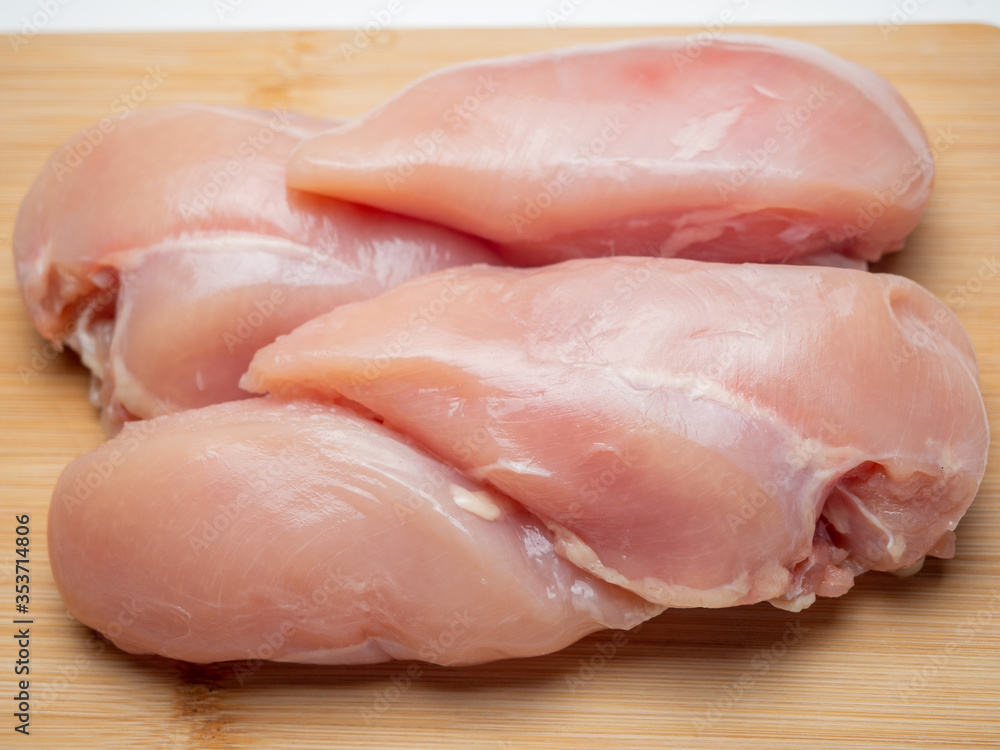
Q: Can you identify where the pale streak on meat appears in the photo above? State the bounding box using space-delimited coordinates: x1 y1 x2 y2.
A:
48 398 659 665
12 104 499 432
287 35 932 267
244 257 988 612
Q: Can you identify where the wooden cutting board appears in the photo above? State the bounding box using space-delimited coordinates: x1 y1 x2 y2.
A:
1 23 998 750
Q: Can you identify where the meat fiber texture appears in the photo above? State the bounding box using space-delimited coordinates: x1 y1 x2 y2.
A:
13 104 499 432
49 258 988 665
287 35 934 267
245 258 989 613
48 398 660 666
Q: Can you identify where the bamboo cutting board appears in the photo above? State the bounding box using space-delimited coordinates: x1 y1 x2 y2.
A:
1 23 998 750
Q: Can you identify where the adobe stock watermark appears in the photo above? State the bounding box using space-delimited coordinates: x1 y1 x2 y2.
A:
715 84 833 198
6 0 72 53
885 253 996 372
346 274 468 394
691 284 800 396
886 306 954 372
383 74 502 192
48 66 170 182
360 609 477 724
18 280 119 385
545 0 587 28
725 418 842 534
221 235 356 353
387 417 513 526
693 619 811 732
842 126 956 244
879 0 929 40
561 450 637 524
885 246 991 372
340 1 405 61
451 415 500 465
34 599 145 710
222 289 286 353
673 0 752 71
893 588 1000 704
230 565 352 685
563 624 642 694
187 448 297 554
178 107 294 219
56 396 180 515
507 115 627 233
679 281 817 531
213 0 245 21
391 463 463 525
945 254 998 311
19 337 67 385
546 263 652 366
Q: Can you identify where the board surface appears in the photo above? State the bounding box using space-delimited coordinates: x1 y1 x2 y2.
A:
1 24 998 750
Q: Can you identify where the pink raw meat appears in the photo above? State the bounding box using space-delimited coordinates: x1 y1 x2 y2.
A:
245 257 988 611
13 104 499 431
287 35 933 267
48 398 659 665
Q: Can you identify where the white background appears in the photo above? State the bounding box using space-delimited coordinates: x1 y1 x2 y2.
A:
1 0 999 34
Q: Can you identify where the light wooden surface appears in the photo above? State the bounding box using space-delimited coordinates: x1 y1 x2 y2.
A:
1 24 998 750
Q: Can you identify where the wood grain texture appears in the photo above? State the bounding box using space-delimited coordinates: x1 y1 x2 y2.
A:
1 23 998 750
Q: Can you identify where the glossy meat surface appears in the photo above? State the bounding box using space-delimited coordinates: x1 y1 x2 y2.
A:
245 258 988 611
49 398 659 665
13 104 498 429
288 35 932 267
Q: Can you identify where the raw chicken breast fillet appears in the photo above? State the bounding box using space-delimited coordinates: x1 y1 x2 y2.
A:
49 398 659 665
13 104 498 431
288 35 933 267
245 257 988 611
